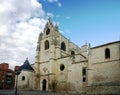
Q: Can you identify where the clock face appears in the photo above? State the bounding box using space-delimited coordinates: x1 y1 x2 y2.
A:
46 28 50 35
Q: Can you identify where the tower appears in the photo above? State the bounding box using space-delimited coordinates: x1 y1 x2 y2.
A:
18 58 34 90
34 18 61 91
34 18 89 92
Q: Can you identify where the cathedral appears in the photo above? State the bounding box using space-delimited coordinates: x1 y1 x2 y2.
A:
17 18 120 94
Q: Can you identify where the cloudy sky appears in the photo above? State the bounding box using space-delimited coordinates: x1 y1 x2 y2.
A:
0 0 120 69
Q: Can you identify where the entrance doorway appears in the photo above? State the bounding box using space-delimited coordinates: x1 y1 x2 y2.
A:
42 79 47 91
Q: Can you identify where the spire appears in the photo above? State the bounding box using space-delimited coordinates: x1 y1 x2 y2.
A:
55 23 58 29
48 17 51 22
47 17 53 26
19 58 34 71
24 57 29 65
87 43 91 56
53 23 59 32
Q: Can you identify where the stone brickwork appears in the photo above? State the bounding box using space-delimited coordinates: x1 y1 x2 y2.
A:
18 18 120 94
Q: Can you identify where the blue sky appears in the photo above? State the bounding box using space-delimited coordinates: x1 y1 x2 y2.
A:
0 0 120 69
40 0 120 47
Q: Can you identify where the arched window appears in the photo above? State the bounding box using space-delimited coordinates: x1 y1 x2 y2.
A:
105 48 110 59
82 68 86 76
46 28 50 35
61 42 66 51
71 51 75 55
22 76 25 81
45 40 49 50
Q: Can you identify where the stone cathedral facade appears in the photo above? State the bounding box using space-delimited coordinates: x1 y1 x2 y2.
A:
18 18 120 94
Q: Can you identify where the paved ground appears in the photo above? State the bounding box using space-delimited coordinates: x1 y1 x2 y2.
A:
0 90 86 95
0 90 118 95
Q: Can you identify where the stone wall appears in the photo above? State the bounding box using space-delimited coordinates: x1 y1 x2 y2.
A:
86 85 120 94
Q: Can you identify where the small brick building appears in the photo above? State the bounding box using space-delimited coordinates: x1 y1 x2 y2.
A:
0 63 15 89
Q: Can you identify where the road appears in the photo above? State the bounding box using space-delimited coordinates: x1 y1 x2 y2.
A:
0 90 86 95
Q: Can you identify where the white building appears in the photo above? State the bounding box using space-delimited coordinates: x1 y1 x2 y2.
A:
18 18 120 94
17 58 34 90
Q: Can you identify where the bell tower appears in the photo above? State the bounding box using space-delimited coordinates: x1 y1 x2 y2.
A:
34 18 61 91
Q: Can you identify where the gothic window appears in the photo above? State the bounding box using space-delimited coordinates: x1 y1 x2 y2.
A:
61 42 66 51
46 28 50 35
105 48 110 59
22 76 25 81
71 51 75 55
82 68 86 76
71 51 75 59
45 40 49 50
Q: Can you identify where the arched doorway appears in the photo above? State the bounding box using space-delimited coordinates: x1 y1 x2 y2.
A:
42 79 47 91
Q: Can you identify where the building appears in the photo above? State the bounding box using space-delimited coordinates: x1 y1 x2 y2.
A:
16 58 34 90
0 63 15 89
87 41 120 94
18 18 120 94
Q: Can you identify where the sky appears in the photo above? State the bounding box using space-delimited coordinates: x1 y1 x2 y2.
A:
0 0 120 69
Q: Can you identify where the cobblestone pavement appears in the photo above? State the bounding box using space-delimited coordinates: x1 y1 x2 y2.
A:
0 90 86 95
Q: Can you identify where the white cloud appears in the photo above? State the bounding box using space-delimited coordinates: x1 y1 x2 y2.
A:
48 0 62 7
47 12 54 18
0 0 47 69
48 0 58 3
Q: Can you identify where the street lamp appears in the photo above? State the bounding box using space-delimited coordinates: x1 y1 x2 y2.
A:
15 68 21 95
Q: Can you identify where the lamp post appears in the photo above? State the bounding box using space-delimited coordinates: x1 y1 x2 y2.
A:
15 69 21 95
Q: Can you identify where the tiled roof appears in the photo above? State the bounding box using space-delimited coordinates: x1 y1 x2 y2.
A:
20 58 34 71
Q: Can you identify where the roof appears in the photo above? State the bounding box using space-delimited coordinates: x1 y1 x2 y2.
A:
20 58 34 71
91 41 120 49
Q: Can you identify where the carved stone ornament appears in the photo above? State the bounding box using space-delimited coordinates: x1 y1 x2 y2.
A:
51 35 60 46
43 67 48 73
